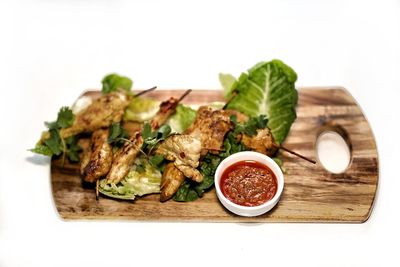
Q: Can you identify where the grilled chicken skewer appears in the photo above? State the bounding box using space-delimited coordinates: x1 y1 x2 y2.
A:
160 163 185 202
150 89 192 130
105 132 144 184
81 129 113 183
79 87 159 183
60 92 130 139
104 90 192 187
222 101 316 164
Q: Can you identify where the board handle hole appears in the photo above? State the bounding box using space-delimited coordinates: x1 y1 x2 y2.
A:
315 124 352 174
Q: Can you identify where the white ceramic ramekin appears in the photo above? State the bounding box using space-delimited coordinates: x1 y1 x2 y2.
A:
214 151 284 217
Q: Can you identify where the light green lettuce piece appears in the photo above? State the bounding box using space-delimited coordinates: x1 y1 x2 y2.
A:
223 59 298 144
166 104 197 133
99 158 161 200
219 73 237 98
123 97 160 122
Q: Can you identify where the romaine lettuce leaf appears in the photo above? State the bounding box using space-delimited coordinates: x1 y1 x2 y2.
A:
219 73 237 98
166 104 197 133
222 59 298 144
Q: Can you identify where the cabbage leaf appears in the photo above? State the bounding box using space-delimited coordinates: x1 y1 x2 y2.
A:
99 157 161 200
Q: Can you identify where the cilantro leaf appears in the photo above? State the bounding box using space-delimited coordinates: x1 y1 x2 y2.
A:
108 122 129 146
141 123 172 151
102 73 133 94
157 124 171 140
231 114 268 137
43 129 63 156
44 121 58 130
29 144 53 156
141 123 153 140
30 106 78 161
56 107 74 128
65 136 82 162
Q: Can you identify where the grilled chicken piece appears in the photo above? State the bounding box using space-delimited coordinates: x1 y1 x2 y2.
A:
60 92 130 138
184 106 233 155
150 97 180 130
122 121 143 137
241 128 278 156
106 132 144 184
156 134 203 182
224 109 249 123
78 138 92 176
160 163 185 202
83 129 113 183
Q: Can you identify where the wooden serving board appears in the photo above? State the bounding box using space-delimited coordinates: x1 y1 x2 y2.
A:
51 87 379 222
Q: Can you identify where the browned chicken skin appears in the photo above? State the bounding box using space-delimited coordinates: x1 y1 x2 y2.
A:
105 132 144 184
60 92 130 138
83 129 113 183
150 97 179 130
156 134 203 182
185 106 233 155
160 163 185 202
241 128 278 156
78 138 92 176
224 109 249 123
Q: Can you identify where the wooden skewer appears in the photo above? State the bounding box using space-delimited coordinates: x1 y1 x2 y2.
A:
177 89 192 102
222 93 315 164
95 179 99 201
133 86 157 97
275 144 316 164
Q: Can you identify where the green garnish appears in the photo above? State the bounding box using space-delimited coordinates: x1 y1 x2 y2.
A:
29 107 81 162
220 59 298 144
141 123 172 152
101 73 133 94
107 122 129 146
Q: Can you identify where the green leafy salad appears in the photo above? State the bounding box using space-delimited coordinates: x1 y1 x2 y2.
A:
30 60 298 203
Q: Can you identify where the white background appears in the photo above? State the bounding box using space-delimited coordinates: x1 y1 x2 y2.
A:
1 0 400 266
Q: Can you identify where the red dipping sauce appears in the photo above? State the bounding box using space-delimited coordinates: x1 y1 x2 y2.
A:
220 160 278 207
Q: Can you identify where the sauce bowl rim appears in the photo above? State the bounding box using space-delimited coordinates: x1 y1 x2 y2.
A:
214 151 284 215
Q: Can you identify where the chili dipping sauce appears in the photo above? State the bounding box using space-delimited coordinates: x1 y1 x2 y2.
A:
220 160 277 207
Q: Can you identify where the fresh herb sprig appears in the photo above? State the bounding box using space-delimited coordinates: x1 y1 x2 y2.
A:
230 114 268 136
107 122 130 147
29 107 81 163
141 123 172 153
173 114 272 202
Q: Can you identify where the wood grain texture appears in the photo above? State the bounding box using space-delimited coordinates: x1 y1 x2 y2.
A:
51 87 379 222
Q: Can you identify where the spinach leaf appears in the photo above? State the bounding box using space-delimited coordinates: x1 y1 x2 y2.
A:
149 155 165 167
102 73 133 94
173 181 199 202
